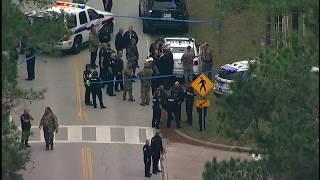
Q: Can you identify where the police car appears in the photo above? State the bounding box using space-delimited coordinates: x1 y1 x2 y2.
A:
164 37 201 77
25 1 114 54
214 60 256 96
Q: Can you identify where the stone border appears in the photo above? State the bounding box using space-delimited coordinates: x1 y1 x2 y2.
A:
175 129 252 153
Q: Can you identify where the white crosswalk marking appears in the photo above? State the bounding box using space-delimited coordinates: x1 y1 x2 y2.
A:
124 126 140 144
68 126 82 142
23 125 155 145
96 126 111 143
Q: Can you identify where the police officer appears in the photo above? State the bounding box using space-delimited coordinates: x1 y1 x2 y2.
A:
99 43 108 87
83 64 93 106
151 131 163 174
137 62 153 106
20 109 34 147
114 51 124 92
123 63 136 102
90 71 106 109
152 89 162 129
197 106 208 132
185 85 196 125
25 47 36 81
166 90 178 128
143 139 152 177
107 53 116 96
173 81 184 128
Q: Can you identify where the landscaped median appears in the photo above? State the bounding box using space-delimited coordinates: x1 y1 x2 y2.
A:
178 93 253 153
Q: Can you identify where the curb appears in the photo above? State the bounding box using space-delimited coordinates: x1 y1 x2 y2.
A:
175 129 252 153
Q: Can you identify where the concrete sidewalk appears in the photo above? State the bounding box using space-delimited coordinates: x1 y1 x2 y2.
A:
159 130 250 180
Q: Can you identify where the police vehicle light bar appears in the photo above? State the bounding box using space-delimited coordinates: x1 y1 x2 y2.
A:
55 1 85 9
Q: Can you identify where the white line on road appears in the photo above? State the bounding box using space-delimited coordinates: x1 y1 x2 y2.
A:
124 126 140 144
96 126 111 143
68 126 82 142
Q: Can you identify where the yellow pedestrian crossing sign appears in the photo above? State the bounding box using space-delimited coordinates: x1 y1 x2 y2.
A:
195 99 210 108
191 74 214 96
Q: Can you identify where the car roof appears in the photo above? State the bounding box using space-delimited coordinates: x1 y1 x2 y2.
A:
164 37 195 48
222 60 256 72
48 1 91 14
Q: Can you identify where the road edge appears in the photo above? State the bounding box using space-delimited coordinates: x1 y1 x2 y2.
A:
175 129 253 153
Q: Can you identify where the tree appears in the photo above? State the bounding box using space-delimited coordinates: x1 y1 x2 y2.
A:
2 0 65 179
203 0 319 179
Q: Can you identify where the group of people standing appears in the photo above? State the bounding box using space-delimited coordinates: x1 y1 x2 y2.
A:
84 25 140 108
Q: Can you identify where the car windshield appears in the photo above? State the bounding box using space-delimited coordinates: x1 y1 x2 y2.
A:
65 13 77 29
170 47 194 53
218 69 246 80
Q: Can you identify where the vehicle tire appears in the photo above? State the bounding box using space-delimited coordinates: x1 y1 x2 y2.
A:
143 20 149 33
71 36 82 54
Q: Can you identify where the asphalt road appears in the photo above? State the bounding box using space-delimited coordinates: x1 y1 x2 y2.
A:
12 0 249 180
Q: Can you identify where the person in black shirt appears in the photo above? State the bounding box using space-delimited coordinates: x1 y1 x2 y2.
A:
113 51 124 91
151 131 164 174
83 64 93 106
90 71 106 109
98 26 111 44
172 81 184 128
166 90 178 128
115 28 124 54
143 139 152 177
107 53 116 96
25 47 36 81
152 89 162 129
20 109 34 147
123 25 139 49
185 85 197 125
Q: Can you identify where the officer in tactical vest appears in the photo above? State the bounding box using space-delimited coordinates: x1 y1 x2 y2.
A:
107 53 116 96
137 61 153 106
166 90 178 128
83 64 93 106
90 71 106 109
172 81 184 128
185 85 197 125
152 88 162 129
123 63 136 101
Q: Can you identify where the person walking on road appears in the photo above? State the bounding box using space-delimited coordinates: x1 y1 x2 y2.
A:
25 47 36 81
83 64 93 106
39 107 59 151
115 28 124 54
123 63 136 102
200 42 214 80
181 46 195 84
137 62 153 106
185 85 196 125
126 38 139 74
123 25 139 48
114 51 124 92
89 27 100 68
20 109 34 148
151 131 164 174
152 89 162 129
143 139 152 178
90 71 106 109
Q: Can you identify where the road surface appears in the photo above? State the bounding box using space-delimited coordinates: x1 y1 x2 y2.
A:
12 0 250 179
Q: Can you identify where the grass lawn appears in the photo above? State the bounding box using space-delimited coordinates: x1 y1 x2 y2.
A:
178 0 266 146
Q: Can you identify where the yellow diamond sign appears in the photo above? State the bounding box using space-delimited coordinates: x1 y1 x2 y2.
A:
191 74 214 96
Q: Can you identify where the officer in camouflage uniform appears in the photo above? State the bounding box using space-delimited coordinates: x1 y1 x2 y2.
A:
181 46 195 84
137 62 153 106
123 63 136 101
39 107 59 151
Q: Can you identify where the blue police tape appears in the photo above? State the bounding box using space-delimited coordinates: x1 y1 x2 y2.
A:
21 68 219 90
17 50 43 65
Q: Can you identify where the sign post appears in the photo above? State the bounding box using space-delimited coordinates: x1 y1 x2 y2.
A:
191 74 214 136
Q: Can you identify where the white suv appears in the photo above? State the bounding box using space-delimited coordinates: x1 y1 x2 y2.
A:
164 37 201 77
25 1 114 54
214 60 255 96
